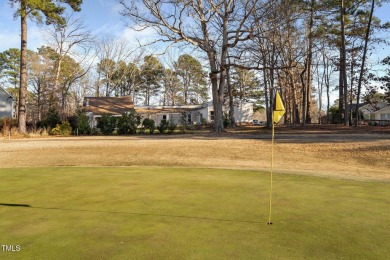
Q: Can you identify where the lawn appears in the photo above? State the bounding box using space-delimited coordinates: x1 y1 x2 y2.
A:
1 167 389 259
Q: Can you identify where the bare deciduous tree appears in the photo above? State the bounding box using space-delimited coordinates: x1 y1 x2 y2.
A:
95 37 134 97
119 0 260 132
45 14 95 106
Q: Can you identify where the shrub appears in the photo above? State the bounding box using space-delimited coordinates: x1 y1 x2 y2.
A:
50 121 72 136
142 118 156 134
223 114 230 128
50 125 61 135
157 119 169 134
1 118 13 136
61 121 72 135
41 107 61 129
118 109 141 135
67 115 78 130
168 120 177 134
97 114 117 135
76 113 91 135
25 128 49 138
90 127 100 135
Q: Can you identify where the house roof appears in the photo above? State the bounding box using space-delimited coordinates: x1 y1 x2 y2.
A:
135 105 202 114
0 86 14 100
83 96 134 115
359 102 389 114
372 105 390 114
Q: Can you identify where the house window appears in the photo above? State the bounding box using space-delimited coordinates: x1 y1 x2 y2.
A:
210 111 214 121
163 115 167 120
187 113 192 123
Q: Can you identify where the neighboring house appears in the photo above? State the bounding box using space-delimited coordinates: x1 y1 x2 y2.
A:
135 105 207 126
83 96 134 128
0 86 14 119
368 106 390 123
228 99 254 124
137 99 254 125
359 102 390 125
83 96 254 128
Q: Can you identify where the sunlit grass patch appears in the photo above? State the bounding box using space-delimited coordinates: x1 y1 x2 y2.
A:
1 167 389 259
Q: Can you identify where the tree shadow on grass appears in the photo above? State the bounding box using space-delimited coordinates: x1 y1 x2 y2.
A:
0 203 31 207
0 203 262 224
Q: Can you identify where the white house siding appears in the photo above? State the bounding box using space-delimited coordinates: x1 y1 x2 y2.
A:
373 106 390 124
0 87 14 118
233 101 253 124
85 100 254 128
190 110 205 124
86 112 96 128
195 100 254 124
155 113 182 125
143 111 203 126
359 103 389 121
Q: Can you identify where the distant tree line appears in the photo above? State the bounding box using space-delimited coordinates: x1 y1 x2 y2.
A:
2 0 390 133
119 0 390 130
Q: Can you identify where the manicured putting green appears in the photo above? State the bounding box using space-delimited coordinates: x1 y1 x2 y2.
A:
1 167 389 259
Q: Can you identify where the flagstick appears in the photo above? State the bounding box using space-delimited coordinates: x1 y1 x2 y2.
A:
268 91 284 225
268 121 275 225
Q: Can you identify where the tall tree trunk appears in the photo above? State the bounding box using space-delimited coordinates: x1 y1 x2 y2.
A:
208 9 229 133
226 66 235 127
288 70 299 124
338 64 343 122
95 72 101 97
52 58 63 105
349 59 355 124
300 59 307 125
317 61 324 124
18 2 27 133
105 81 109 97
37 84 42 122
355 0 374 126
327 83 330 124
184 77 189 105
324 51 330 124
61 89 67 120
306 0 315 124
340 0 349 126
210 70 223 132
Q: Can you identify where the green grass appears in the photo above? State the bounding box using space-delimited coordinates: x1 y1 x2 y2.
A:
1 167 389 259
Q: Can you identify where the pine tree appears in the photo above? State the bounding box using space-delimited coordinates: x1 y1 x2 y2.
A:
9 0 82 133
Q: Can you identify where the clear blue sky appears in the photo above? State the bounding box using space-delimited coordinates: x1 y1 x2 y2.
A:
1 1 390 58
0 0 156 52
1 0 389 106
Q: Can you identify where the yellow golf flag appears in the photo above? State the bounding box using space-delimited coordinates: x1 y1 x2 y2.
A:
273 91 285 124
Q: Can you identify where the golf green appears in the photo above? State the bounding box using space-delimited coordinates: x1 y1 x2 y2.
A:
1 167 389 259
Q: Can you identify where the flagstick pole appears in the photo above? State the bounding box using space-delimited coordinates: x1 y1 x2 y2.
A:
268 120 274 225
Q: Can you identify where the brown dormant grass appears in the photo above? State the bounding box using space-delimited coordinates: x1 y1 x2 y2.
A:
1 129 389 181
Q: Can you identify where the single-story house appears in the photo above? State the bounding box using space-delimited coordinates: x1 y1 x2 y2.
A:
84 96 134 128
359 102 390 125
135 105 206 126
137 100 253 126
83 96 254 128
0 86 14 119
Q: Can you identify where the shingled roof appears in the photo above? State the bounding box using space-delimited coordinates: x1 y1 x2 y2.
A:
134 105 203 114
83 96 134 115
0 86 14 100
